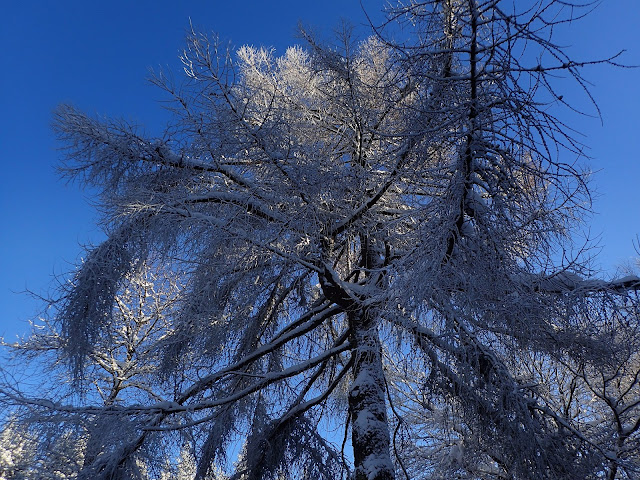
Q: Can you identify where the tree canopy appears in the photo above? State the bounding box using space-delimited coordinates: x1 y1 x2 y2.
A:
2 1 640 479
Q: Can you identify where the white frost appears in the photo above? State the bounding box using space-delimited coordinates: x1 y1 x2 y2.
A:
362 453 394 480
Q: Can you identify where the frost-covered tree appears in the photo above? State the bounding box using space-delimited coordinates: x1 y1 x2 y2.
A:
2 1 639 479
0 264 182 479
384 290 640 479
0 415 85 479
0 418 37 480
537 299 640 480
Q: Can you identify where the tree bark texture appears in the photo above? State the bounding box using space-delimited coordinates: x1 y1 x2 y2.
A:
349 308 395 480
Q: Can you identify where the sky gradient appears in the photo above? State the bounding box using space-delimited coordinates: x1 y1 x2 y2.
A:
1 0 639 340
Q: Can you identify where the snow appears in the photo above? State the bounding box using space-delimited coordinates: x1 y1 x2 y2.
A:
539 272 583 290
612 275 640 285
351 368 377 392
446 441 464 465
361 454 394 480
353 410 387 435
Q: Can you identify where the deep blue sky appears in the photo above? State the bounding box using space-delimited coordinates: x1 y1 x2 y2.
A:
1 1 639 340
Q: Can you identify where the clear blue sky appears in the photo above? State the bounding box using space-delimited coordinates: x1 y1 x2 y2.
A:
1 0 639 340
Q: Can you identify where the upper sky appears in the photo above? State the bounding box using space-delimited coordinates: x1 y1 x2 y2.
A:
1 0 639 340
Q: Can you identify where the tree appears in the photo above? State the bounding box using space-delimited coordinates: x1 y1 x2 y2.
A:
0 264 182 479
0 418 38 480
1 1 639 479
540 299 640 480
0 413 87 480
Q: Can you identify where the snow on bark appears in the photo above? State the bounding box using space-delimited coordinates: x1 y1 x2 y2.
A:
348 310 394 480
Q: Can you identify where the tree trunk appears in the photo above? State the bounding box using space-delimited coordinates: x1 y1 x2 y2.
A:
349 308 395 480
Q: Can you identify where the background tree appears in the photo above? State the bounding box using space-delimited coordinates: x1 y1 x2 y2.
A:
1 1 639 479
1 264 182 479
0 418 39 480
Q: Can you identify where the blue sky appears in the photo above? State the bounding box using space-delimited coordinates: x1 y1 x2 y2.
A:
1 0 639 340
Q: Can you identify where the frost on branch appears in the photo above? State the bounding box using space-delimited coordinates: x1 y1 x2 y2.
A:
59 224 144 378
